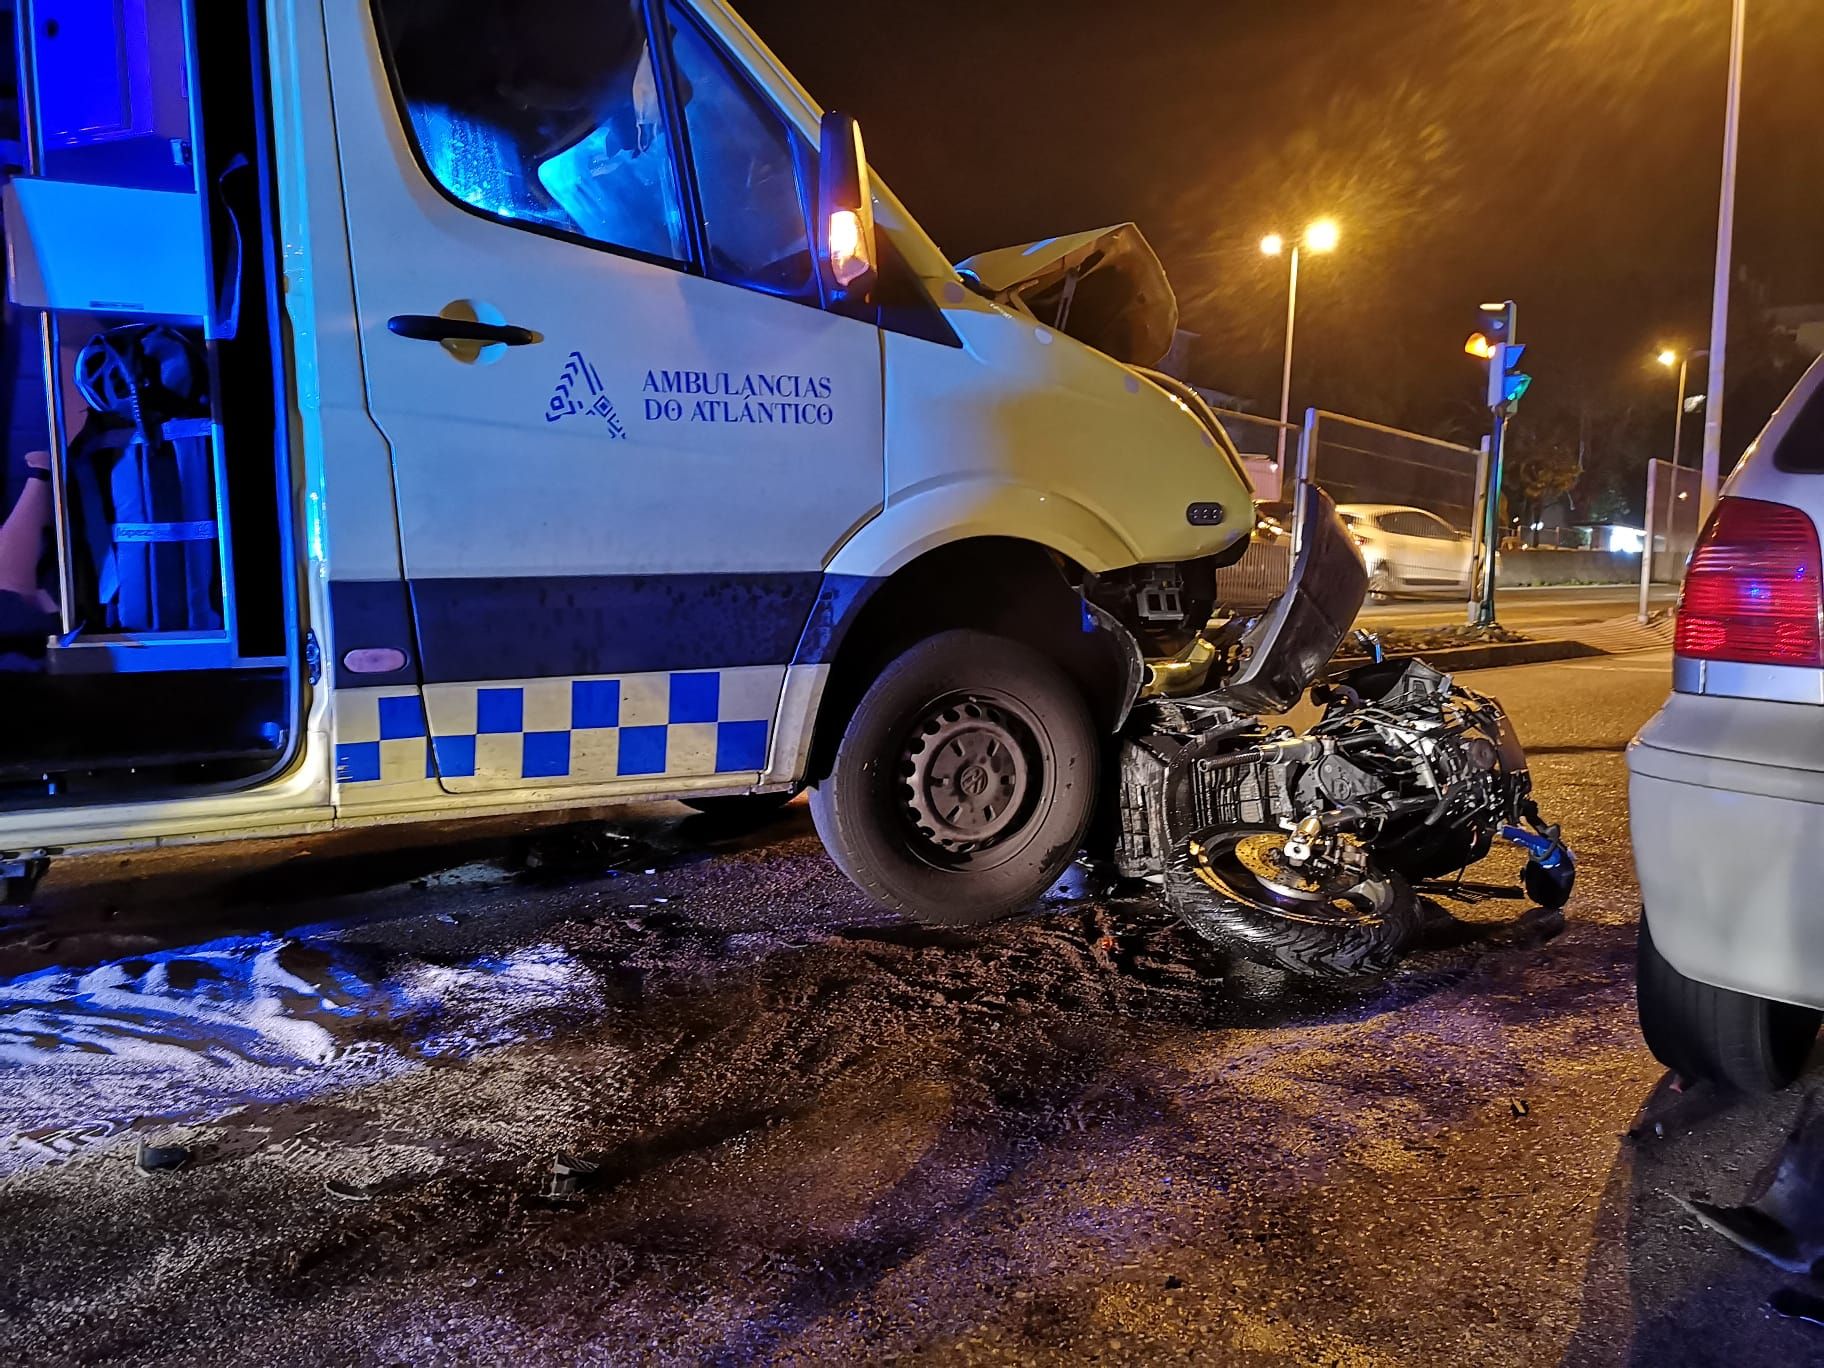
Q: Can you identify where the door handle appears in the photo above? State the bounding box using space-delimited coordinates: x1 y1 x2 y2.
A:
387 315 541 347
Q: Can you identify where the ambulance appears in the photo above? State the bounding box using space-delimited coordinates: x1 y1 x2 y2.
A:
0 0 1260 921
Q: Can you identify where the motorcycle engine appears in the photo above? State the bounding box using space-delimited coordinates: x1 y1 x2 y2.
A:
1301 659 1533 880
1113 659 1531 884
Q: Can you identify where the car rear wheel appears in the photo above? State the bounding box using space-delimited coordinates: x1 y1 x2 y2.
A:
810 630 1098 926
1637 916 1821 1093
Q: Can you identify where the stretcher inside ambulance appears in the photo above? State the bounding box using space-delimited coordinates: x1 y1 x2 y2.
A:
0 0 1257 922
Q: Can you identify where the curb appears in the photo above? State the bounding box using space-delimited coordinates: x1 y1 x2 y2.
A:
1337 638 1605 674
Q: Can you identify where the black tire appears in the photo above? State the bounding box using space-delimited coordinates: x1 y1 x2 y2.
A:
1169 826 1422 980
1367 564 1394 602
679 791 798 819
810 630 1099 926
1637 916 1820 1093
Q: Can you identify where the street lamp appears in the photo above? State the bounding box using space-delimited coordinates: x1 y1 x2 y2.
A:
1656 347 1709 471
1262 219 1340 467
1699 0 1748 524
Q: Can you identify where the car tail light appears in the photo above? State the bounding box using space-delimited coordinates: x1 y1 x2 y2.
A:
1675 497 1824 667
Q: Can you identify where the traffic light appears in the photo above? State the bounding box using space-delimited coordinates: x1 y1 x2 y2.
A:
1464 300 1530 413
1499 356 1532 409
1466 301 1526 628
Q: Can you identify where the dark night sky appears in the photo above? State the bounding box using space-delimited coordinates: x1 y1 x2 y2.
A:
738 0 1824 443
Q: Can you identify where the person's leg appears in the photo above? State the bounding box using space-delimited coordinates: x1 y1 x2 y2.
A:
0 449 55 612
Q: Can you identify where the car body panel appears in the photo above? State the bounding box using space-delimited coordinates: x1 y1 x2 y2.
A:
1627 354 1824 1006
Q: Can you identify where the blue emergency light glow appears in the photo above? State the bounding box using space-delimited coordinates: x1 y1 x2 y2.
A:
410 106 556 229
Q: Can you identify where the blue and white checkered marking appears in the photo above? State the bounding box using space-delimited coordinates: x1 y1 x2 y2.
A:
335 667 782 792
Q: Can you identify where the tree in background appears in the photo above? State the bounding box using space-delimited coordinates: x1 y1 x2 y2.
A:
1504 409 1584 546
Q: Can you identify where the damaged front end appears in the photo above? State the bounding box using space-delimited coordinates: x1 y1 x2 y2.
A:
1110 489 1574 979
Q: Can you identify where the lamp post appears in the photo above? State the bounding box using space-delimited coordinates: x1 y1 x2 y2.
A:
1261 219 1339 470
1698 0 1748 524
1643 348 1711 622
1657 347 1709 472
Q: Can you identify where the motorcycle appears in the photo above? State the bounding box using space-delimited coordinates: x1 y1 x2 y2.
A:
1109 489 1573 979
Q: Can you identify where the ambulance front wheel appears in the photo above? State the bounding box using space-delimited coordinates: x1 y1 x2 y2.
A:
811 630 1099 926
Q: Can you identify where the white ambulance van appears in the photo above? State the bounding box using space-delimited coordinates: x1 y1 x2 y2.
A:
0 0 1256 922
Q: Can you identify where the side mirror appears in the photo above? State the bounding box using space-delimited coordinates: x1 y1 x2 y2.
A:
817 111 879 304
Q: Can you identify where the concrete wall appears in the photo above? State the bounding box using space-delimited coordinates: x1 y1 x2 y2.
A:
1497 549 1641 587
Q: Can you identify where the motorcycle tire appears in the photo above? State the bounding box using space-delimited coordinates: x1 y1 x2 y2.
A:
1169 826 1422 980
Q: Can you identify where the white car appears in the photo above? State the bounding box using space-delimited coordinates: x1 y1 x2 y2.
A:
1630 354 1824 1091
1336 503 1474 598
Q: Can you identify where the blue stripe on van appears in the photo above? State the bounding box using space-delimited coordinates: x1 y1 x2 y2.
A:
329 572 880 690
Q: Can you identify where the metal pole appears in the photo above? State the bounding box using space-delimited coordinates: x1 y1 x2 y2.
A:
1671 357 1688 471
1467 436 1491 625
1291 407 1317 557
1638 460 1659 624
1274 246 1300 469
1475 409 1508 626
1473 301 1517 628
1699 0 1746 525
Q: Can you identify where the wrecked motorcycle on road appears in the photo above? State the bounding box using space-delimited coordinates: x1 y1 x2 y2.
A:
949 229 1571 980
1100 486 1574 980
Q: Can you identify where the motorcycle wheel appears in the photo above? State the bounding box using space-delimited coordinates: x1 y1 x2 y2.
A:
1170 826 1422 980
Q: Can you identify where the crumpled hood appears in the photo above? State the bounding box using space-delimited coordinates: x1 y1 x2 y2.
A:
956 224 1179 368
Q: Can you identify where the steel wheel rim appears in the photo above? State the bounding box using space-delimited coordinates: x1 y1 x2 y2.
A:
897 690 1049 870
1186 827 1401 927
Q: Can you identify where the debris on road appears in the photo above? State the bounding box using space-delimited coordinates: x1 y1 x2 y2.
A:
1337 623 1531 662
535 1151 597 1203
517 825 664 882
1675 1096 1824 1275
134 1140 191 1176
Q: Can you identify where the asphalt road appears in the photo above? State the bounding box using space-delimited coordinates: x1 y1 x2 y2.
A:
1359 584 1679 631
3 648 1820 1365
